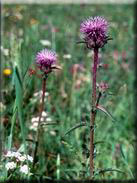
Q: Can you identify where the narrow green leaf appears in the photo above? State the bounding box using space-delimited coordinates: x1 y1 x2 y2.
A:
15 66 22 90
14 66 24 129
61 140 76 153
14 66 29 175
0 124 2 161
120 144 126 161
40 122 57 126
64 122 86 136
8 67 19 150
120 144 134 178
7 106 17 150
97 168 125 175
97 105 116 122
56 154 60 180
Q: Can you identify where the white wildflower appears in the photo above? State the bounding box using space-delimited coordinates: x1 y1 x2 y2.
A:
5 151 14 158
31 117 39 123
17 155 26 162
1 46 9 56
40 40 51 46
50 131 56 136
33 90 42 97
42 111 47 117
46 117 52 122
14 152 22 158
41 117 44 122
30 122 38 131
87 51 93 58
63 54 72 59
5 151 21 158
27 155 33 163
0 102 6 111
33 122 38 127
45 92 49 97
20 165 29 174
33 91 48 98
5 162 16 170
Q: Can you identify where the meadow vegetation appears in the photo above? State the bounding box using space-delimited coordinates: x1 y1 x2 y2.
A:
1 4 135 180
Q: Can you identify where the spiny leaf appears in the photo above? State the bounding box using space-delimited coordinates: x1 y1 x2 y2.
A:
97 105 116 122
64 122 86 136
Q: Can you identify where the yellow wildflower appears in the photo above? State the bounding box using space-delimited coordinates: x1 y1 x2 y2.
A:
3 69 12 76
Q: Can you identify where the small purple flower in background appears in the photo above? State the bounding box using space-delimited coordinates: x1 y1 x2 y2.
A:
80 16 109 49
36 49 57 74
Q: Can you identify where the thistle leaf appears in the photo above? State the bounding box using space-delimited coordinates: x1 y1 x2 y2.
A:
64 122 86 136
97 105 116 122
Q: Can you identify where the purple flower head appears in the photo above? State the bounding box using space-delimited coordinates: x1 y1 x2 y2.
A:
36 49 57 74
80 16 109 49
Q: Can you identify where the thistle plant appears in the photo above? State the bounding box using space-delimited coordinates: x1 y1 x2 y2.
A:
33 49 58 169
80 16 111 177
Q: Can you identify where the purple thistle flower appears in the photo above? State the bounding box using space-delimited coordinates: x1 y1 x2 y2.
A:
36 49 57 73
80 16 109 49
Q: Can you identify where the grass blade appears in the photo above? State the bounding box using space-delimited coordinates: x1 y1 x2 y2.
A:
14 66 29 174
120 144 134 178
56 154 60 180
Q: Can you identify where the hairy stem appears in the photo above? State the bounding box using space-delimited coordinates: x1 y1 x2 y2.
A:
33 77 47 168
90 47 98 177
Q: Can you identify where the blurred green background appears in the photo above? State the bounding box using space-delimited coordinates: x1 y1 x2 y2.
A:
1 4 135 180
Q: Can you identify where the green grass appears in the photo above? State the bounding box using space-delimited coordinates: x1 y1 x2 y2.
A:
1 4 135 180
